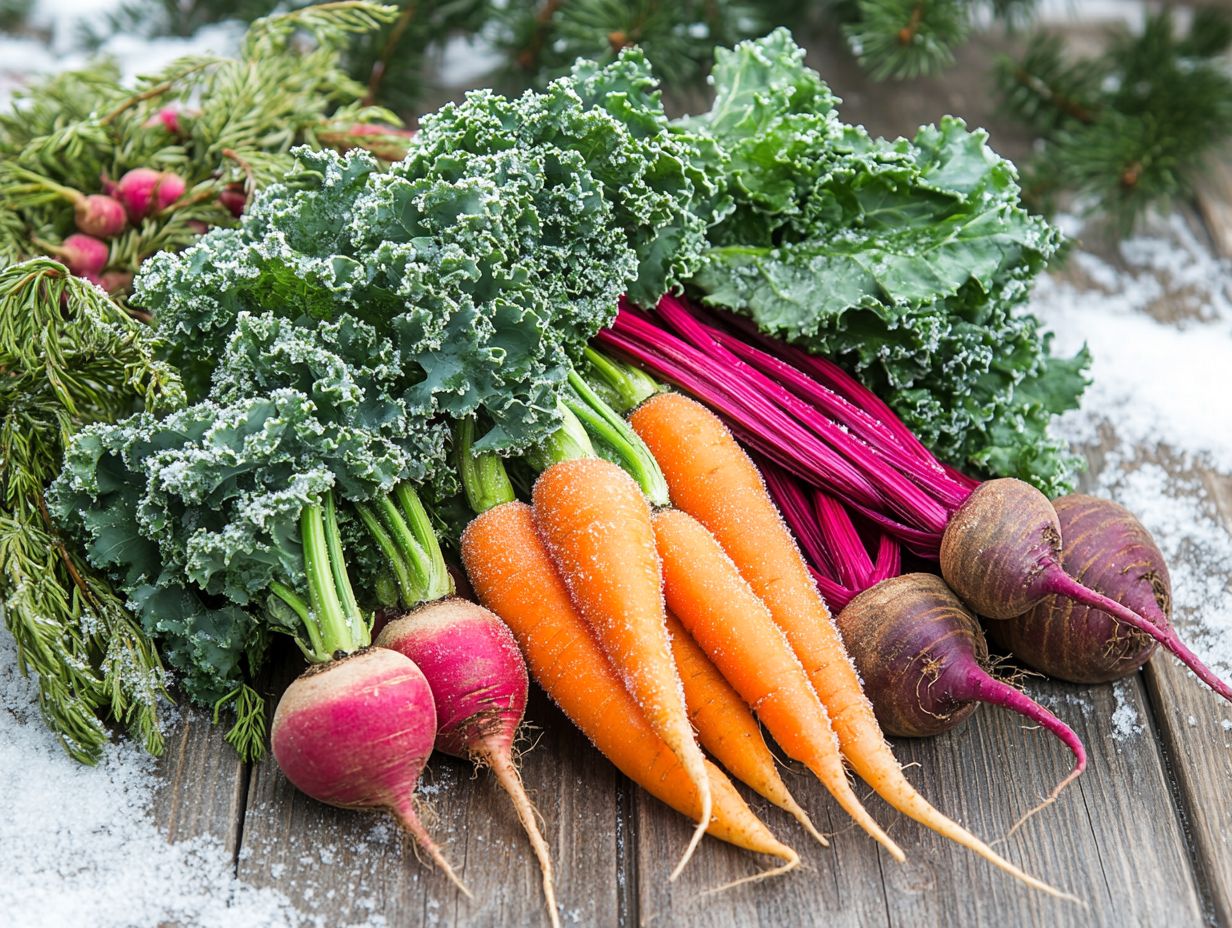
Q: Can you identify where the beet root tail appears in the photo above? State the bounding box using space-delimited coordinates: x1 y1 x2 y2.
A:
392 799 472 899
1044 568 1232 704
480 739 560 928
957 669 1087 835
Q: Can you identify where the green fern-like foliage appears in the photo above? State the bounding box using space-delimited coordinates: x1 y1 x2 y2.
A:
0 260 184 763
998 9 1232 231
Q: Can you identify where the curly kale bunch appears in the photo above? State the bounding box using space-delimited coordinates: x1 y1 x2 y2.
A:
135 48 722 455
50 312 443 755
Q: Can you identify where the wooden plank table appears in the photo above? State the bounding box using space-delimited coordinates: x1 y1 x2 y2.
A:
147 25 1232 928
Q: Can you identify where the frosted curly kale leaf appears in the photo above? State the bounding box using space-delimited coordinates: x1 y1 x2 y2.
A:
136 48 717 454
49 312 444 704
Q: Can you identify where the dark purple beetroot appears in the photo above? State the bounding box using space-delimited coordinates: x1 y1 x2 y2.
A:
838 574 1082 744
988 494 1167 684
942 479 1231 702
837 572 1086 813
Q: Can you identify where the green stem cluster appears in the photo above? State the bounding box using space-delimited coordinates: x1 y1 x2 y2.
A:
355 483 453 612
458 354 670 514
272 489 371 661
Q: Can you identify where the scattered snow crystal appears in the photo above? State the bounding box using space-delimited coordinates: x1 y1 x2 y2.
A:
0 628 305 928
1029 212 1232 686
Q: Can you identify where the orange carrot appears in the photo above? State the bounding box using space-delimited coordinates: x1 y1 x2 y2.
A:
656 510 901 859
461 501 798 879
632 392 1076 900
531 457 710 877
666 610 825 847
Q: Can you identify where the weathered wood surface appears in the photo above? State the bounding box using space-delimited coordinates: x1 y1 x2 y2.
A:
145 20 1232 928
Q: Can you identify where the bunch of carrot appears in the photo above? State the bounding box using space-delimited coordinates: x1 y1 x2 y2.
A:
459 385 1074 898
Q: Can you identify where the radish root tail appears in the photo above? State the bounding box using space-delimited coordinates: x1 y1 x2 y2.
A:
393 800 473 899
481 741 560 928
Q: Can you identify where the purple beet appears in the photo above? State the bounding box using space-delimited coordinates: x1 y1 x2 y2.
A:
941 479 1231 703
989 494 1169 683
837 573 1085 800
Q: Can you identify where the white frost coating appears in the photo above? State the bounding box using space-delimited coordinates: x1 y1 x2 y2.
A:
1 13 244 107
1110 680 1144 741
1029 212 1232 689
0 628 304 928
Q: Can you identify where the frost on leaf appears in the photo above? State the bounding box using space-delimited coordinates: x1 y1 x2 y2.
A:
687 29 1088 494
135 49 715 456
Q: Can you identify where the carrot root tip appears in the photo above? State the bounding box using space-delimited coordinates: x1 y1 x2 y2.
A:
669 785 712 881
698 848 801 897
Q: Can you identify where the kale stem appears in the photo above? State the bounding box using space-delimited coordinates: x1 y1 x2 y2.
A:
457 417 516 515
355 501 418 605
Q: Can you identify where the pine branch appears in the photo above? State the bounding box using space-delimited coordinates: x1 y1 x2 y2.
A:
842 0 968 80
364 1 419 104
1002 9 1232 233
0 262 180 763
995 32 1101 132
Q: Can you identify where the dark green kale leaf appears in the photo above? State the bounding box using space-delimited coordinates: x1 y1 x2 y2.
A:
50 312 444 706
686 30 1087 494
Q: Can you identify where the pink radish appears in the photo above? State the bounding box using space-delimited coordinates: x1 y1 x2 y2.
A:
219 184 247 218
52 234 109 277
378 599 559 928
116 168 184 220
115 169 162 219
154 172 185 211
75 194 127 237
99 270 133 294
271 647 470 895
19 174 127 237
145 106 184 134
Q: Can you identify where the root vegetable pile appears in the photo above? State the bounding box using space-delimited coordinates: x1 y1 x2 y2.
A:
17 19 1226 922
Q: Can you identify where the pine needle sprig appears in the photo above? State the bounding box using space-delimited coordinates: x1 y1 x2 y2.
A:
999 9 1232 232
2 3 408 294
0 261 183 763
995 32 1101 134
838 0 1041 81
492 0 774 90
843 0 969 80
